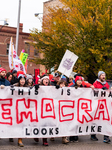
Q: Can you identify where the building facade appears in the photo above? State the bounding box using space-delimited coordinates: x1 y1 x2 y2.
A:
43 0 63 15
0 23 45 75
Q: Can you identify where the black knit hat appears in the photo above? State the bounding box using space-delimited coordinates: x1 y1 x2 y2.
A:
12 70 17 74
74 73 82 78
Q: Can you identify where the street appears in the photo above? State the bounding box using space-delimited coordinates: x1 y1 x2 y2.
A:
0 135 112 150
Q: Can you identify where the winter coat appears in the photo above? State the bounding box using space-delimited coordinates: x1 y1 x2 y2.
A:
93 79 109 89
11 76 18 85
50 79 58 86
0 78 10 86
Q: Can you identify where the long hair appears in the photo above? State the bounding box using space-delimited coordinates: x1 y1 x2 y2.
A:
57 80 68 87
26 80 34 86
18 77 27 87
6 72 12 81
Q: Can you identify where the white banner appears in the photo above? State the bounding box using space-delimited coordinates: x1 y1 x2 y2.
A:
58 50 78 77
0 86 112 138
8 37 26 73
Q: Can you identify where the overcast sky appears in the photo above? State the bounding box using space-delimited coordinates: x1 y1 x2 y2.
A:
0 0 49 33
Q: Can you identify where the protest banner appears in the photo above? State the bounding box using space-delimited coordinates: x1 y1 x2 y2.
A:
0 86 112 138
58 50 78 77
8 37 26 74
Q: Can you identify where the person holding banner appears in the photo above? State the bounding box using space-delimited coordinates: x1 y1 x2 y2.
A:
0 68 10 87
40 74 50 146
0 68 13 142
57 80 69 144
69 76 94 142
13 72 27 147
26 74 34 86
92 71 111 143
69 73 94 89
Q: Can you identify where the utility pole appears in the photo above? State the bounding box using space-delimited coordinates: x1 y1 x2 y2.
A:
16 0 21 54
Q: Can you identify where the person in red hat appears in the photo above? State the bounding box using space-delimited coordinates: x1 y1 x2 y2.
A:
17 71 25 78
69 76 94 142
0 68 10 87
68 73 94 89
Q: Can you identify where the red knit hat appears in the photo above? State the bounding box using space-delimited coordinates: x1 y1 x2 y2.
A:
49 74 53 81
17 71 25 78
0 68 6 73
75 76 83 83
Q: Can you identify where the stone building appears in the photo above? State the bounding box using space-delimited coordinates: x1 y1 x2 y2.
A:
0 23 45 75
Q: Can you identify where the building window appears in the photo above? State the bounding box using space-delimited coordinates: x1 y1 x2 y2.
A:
25 42 30 55
34 49 39 57
6 43 9 55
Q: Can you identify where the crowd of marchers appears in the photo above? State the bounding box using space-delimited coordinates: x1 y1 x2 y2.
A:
0 67 110 147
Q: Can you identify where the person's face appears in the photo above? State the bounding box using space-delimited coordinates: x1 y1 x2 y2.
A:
99 74 105 82
13 72 17 77
76 80 82 86
20 78 25 86
69 78 73 83
0 71 6 78
54 76 60 82
28 78 33 84
43 78 49 86
8 75 12 82
60 83 65 88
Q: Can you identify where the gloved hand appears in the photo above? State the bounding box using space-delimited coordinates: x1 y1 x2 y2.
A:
75 86 78 89
102 87 107 90
30 86 33 89
10 85 14 88
1 85 5 89
34 84 40 90
55 85 60 89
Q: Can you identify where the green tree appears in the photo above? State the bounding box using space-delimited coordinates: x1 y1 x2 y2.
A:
30 0 112 83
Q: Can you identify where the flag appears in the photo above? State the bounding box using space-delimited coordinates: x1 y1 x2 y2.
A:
8 37 26 74
57 50 78 77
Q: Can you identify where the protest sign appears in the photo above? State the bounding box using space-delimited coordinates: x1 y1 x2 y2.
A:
58 50 78 77
21 53 28 65
0 86 112 138
8 37 26 73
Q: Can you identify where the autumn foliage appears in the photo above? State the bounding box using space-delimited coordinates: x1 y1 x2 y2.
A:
30 0 112 83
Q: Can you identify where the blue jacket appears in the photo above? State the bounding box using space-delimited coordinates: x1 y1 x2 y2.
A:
0 78 10 86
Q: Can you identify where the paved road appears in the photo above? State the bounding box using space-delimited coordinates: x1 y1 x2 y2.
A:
0 135 112 150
